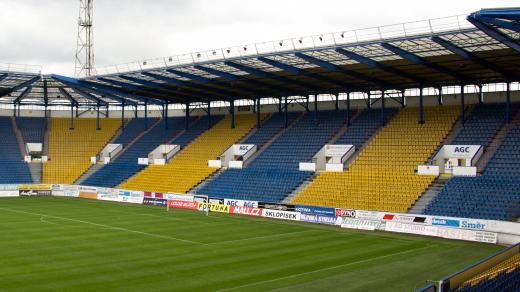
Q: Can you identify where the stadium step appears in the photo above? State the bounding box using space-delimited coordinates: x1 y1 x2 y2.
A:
74 118 163 185
43 118 50 156
326 109 363 144
408 176 449 214
11 117 28 157
12 117 42 183
476 110 520 172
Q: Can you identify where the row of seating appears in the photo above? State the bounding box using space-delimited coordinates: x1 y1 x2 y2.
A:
120 114 259 193
293 106 459 212
196 110 348 202
16 117 47 143
42 118 121 184
0 117 33 183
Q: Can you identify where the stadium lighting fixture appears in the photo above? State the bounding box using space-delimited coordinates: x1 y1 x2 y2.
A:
226 49 231 53
212 51 217 56
196 53 201 58
319 35 323 41
168 57 172 62
243 46 247 51
341 32 345 38
279 41 283 46
298 39 303 44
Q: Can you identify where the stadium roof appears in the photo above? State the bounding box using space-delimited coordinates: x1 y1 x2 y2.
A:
1 7 520 107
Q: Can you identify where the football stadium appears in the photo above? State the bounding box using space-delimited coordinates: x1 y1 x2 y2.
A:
1 1 520 291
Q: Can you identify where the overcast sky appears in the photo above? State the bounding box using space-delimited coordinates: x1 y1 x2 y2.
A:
0 0 518 76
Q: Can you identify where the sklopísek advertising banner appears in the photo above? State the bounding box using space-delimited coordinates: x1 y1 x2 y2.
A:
262 209 300 221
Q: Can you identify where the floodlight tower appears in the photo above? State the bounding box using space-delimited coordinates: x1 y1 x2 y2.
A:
74 0 95 77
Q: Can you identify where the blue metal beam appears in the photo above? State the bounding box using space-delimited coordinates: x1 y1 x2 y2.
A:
11 76 40 92
97 77 141 91
72 87 109 106
166 69 209 83
468 16 520 53
13 86 32 104
431 36 513 78
257 56 301 74
194 65 238 81
294 53 338 71
477 16 520 33
224 61 269 78
141 72 185 86
335 48 428 84
0 74 7 83
475 8 520 21
58 88 79 106
381 43 471 82
118 75 164 89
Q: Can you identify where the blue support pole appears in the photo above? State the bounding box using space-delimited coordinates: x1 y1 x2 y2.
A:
506 82 511 124
207 102 211 129
96 102 100 131
438 87 443 105
144 102 148 130
284 96 288 128
479 85 484 104
69 105 74 130
164 102 169 129
314 95 318 124
419 88 424 124
256 98 261 128
306 96 310 113
381 91 385 123
367 92 371 109
335 94 339 111
230 100 235 129
460 85 465 126
278 98 282 113
121 102 125 130
185 103 190 130
346 92 351 126
134 105 138 119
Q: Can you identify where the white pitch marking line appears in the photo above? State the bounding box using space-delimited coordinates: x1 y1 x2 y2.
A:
0 207 207 246
39 216 59 225
215 244 435 292
208 229 315 245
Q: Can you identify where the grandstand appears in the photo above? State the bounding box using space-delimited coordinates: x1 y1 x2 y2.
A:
0 5 519 291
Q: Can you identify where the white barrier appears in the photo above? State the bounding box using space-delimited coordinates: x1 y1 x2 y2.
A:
417 165 440 175
299 162 316 172
452 166 477 177
208 160 222 168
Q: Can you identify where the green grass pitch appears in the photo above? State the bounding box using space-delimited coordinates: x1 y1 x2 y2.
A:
0 197 501 291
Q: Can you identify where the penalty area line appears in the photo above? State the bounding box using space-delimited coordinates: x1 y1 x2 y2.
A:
0 207 207 246
215 244 435 292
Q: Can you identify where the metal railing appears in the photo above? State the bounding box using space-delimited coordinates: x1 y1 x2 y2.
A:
95 14 473 76
0 63 42 75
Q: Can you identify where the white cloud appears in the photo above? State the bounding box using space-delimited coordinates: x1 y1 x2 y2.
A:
0 0 518 76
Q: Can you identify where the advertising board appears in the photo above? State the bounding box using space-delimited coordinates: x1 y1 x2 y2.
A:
262 209 300 221
229 206 262 217
224 199 258 208
300 213 337 225
294 205 335 216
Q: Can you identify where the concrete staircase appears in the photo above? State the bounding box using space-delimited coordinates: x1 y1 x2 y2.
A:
11 117 43 183
476 111 520 172
408 175 450 214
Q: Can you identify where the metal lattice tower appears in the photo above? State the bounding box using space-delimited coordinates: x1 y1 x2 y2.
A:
74 0 95 77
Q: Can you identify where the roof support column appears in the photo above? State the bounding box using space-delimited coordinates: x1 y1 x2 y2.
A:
314 95 318 124
256 98 261 129
230 99 235 129
69 105 75 130
96 102 100 131
134 105 138 119
75 106 79 118
438 87 443 105
207 102 211 129
335 94 339 111
13 104 16 117
121 101 125 131
185 102 190 130
306 96 310 113
506 82 511 124
419 88 424 124
106 105 109 118
284 96 288 128
460 85 465 126
381 90 385 124
164 102 169 129
401 89 406 108
278 98 282 113
18 103 21 117
346 92 351 126
367 92 371 109
479 85 484 104
144 102 148 130
44 105 48 118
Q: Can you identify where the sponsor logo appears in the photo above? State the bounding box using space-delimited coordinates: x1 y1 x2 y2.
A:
224 199 258 208
262 203 293 211
18 184 52 191
209 198 224 205
295 205 335 216
262 209 300 221
143 197 167 207
454 146 471 153
335 208 356 217
382 214 418 223
300 213 337 225
229 206 262 217
461 220 486 230
167 200 198 210
208 204 230 213
432 218 460 227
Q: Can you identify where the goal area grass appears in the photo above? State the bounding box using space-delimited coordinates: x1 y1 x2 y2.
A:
0 197 501 291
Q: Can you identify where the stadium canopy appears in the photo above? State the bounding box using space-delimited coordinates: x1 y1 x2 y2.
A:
1 7 520 109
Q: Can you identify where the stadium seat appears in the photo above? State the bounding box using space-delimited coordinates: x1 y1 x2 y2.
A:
292 106 459 213
119 114 260 193
0 117 33 183
42 118 121 184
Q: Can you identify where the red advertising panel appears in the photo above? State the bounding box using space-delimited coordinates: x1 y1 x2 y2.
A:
168 200 198 210
230 206 262 217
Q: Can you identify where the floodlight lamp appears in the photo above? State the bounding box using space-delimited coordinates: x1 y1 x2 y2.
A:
319 35 323 41
298 39 303 44
143 61 147 65
212 51 217 55
226 49 231 53
196 53 201 58
279 41 283 46
243 46 247 51
168 57 173 62
341 32 345 38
